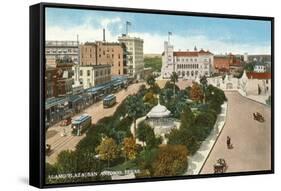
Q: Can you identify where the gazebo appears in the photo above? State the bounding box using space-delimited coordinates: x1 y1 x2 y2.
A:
146 100 176 136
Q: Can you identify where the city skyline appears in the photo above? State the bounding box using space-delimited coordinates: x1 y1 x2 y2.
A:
46 7 271 55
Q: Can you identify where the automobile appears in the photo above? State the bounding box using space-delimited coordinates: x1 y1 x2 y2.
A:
213 158 227 173
60 117 71 126
253 112 265 122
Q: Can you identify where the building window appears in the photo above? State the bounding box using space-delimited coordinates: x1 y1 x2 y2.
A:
87 70 90 76
80 70 83 76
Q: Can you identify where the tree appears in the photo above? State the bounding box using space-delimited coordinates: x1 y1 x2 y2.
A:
205 85 226 114
190 82 204 102
56 150 78 174
136 122 157 149
144 57 162 72
126 95 146 140
180 105 194 129
122 137 138 160
170 72 178 97
146 74 155 88
200 75 208 103
96 137 119 168
152 145 188 176
244 62 255 72
143 92 157 106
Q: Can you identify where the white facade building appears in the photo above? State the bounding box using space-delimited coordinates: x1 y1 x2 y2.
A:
161 41 214 80
46 40 79 65
73 65 111 89
118 34 144 79
254 63 267 73
207 70 271 96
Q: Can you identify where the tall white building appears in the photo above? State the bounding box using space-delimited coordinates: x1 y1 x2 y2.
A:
118 34 144 79
161 41 214 80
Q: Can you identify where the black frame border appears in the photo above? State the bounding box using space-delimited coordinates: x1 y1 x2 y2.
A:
29 2 275 189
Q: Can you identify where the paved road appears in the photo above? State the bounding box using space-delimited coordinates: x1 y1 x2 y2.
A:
46 82 144 164
200 91 271 174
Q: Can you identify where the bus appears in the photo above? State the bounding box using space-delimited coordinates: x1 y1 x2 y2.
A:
103 94 116 108
71 114 92 136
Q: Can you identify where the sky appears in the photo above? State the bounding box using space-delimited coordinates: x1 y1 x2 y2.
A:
46 7 271 54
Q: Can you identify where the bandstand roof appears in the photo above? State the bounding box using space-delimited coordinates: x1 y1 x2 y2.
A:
147 102 171 118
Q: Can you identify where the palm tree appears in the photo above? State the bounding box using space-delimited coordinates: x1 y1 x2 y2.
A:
146 74 155 89
125 95 145 141
200 75 208 103
170 72 178 97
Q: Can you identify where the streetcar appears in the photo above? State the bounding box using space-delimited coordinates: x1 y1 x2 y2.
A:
71 114 92 136
103 94 116 108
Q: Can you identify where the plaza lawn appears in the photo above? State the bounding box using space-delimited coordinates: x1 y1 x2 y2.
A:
46 79 226 183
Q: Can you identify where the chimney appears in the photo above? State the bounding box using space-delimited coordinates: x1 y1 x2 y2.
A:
103 28 105 42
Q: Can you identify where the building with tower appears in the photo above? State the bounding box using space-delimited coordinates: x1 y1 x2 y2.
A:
161 41 214 80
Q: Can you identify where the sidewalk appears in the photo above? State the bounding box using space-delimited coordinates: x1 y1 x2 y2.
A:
185 102 228 175
237 89 270 106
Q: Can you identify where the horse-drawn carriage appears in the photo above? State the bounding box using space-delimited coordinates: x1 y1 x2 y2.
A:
253 112 265 122
213 158 227 173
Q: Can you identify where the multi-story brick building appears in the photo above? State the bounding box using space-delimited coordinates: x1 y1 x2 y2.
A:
45 58 74 98
214 53 243 75
80 41 126 76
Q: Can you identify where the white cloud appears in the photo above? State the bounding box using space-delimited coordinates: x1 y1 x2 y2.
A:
100 17 121 28
46 19 271 55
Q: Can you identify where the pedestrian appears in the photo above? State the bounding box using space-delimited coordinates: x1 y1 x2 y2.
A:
227 136 231 148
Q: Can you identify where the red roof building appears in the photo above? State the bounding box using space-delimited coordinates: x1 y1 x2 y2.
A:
214 54 242 73
173 49 212 57
246 72 271 79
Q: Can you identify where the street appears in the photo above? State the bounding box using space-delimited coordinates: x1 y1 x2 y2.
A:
46 82 144 164
200 91 271 174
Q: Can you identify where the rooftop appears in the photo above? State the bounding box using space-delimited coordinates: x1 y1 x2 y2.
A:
147 101 171 118
246 72 271 79
173 49 213 57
